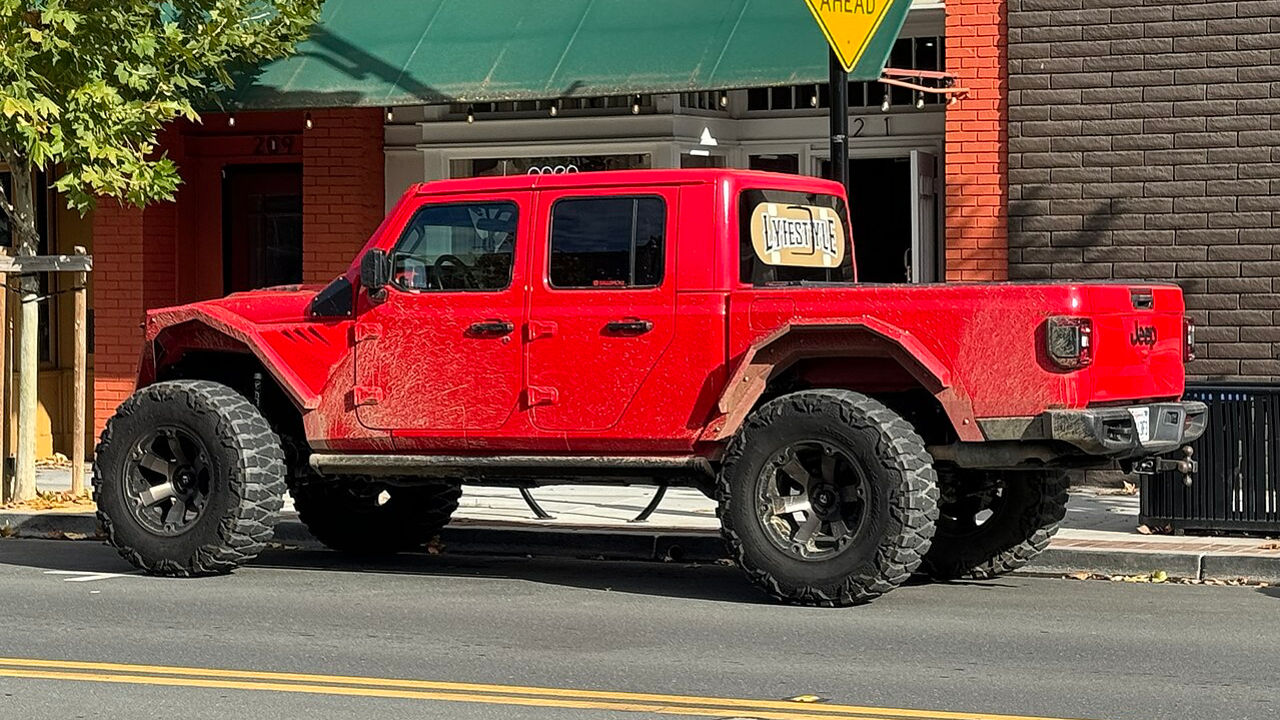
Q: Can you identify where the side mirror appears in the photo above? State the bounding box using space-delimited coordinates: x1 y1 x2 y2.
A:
360 249 390 297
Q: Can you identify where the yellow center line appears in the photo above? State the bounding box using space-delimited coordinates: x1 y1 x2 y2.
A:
0 657 1095 720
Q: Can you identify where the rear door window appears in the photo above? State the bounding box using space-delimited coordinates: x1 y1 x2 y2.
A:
548 196 665 289
739 189 853 285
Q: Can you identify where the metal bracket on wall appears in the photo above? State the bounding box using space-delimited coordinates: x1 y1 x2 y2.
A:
879 68 970 105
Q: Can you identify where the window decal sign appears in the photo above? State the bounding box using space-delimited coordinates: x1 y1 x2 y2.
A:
749 203 846 268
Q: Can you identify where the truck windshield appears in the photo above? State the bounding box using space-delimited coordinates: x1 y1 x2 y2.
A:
738 189 853 286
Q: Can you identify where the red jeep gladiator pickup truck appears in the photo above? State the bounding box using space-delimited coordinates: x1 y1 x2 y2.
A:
95 169 1205 606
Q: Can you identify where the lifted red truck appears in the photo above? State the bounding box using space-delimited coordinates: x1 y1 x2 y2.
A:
95 169 1205 606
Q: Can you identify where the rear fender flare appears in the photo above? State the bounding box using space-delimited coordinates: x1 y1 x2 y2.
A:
703 320 980 443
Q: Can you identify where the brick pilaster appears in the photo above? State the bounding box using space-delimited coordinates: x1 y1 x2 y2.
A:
945 0 1010 282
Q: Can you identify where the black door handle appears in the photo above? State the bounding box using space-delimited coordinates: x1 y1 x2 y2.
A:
468 319 514 337
605 319 653 335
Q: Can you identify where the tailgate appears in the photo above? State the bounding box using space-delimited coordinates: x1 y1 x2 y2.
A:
1084 285 1186 404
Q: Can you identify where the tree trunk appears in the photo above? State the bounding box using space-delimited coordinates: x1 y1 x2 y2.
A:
11 165 39 502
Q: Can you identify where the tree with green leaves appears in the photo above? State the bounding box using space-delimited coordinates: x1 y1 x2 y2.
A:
0 1 321 501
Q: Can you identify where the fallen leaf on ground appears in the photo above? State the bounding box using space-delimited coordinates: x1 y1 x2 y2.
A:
35 453 73 469
1 490 94 511
425 536 445 555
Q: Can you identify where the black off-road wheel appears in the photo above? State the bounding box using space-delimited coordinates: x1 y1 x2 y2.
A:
718 389 939 607
93 380 286 576
292 480 462 555
921 470 1070 580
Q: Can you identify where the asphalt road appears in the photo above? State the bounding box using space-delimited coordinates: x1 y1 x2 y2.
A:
0 538 1275 720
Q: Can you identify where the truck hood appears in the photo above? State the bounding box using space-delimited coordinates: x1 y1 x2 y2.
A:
149 285 326 326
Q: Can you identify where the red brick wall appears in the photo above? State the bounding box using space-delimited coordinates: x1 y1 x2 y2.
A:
142 202 177 310
92 201 146 436
944 0 1008 282
303 108 386 282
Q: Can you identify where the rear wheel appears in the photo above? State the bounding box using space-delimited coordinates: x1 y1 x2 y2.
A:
292 480 461 555
921 470 1070 580
718 389 938 607
93 380 286 576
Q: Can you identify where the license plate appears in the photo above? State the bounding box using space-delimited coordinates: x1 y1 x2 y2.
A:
1128 408 1151 443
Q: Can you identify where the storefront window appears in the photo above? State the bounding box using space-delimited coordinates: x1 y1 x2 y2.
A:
748 154 800 175
680 153 726 169
449 154 651 178
745 36 945 112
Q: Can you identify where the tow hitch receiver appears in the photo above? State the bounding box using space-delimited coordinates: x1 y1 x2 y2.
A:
1130 446 1197 486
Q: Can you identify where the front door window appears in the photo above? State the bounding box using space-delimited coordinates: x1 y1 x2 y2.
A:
389 201 518 291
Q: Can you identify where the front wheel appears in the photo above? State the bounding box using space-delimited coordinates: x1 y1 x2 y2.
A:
93 380 287 576
921 470 1070 580
718 389 939 607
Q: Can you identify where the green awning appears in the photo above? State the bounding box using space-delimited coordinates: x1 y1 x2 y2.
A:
224 0 913 109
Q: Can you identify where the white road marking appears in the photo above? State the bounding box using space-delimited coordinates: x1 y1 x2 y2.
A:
43 570 131 583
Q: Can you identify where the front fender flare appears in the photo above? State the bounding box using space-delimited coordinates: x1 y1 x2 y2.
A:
142 307 321 412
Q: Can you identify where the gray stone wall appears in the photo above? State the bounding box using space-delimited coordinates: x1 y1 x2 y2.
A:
1007 0 1280 381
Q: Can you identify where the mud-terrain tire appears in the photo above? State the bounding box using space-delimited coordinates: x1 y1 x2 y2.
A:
921 470 1070 580
292 480 461 554
93 380 286 576
718 389 939 607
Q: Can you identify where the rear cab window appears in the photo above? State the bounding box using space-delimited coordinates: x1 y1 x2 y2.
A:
738 189 853 286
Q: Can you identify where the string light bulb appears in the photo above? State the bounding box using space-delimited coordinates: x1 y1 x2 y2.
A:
304 112 313 130
915 91 926 110
631 95 642 115
385 107 394 122
881 92 891 113
719 91 728 108
227 114 236 127
466 105 475 124
549 100 559 117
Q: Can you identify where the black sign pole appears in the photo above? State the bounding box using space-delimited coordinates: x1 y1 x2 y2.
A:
828 49 849 197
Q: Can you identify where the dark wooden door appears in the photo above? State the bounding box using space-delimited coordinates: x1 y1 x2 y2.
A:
222 164 303 293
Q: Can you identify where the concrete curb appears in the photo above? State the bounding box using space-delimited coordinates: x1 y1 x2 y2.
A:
5 511 1279 583
0 512 102 539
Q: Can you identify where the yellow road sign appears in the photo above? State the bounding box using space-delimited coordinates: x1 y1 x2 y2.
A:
804 0 898 72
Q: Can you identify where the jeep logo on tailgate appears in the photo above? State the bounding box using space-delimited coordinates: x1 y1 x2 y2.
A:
1130 325 1157 346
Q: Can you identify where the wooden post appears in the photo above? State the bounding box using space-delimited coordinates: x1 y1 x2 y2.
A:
0 266 8 504
12 166 37 502
71 246 87 495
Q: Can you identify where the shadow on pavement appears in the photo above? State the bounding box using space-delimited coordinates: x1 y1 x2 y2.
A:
0 538 763 604
254 547 774 604
1 537 1020 605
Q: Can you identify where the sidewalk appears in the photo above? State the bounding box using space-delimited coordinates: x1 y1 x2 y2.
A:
5 466 1279 583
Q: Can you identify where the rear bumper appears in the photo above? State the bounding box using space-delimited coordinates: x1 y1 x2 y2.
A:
1041 401 1208 458
977 401 1208 459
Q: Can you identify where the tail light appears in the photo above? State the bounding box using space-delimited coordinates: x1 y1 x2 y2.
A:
1047 317 1093 370
1183 317 1196 362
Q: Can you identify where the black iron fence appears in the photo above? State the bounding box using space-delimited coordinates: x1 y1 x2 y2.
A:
1141 385 1280 534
